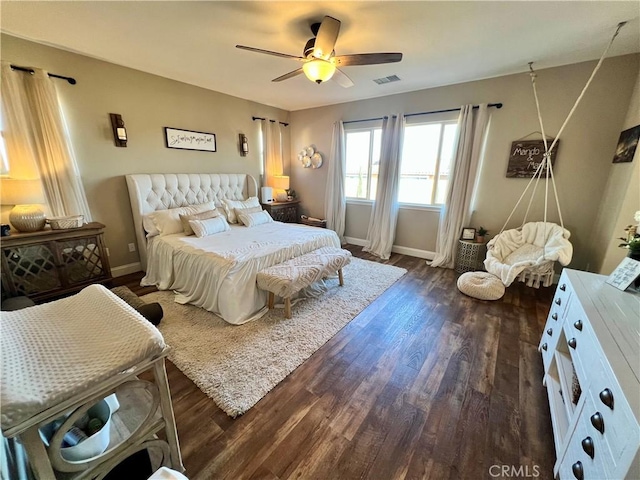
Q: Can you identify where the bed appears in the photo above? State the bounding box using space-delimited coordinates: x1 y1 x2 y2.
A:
126 173 340 324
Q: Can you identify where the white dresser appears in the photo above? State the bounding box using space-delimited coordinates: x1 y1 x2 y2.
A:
539 268 640 479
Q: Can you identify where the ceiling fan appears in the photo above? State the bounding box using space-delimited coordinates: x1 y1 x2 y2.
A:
236 15 403 88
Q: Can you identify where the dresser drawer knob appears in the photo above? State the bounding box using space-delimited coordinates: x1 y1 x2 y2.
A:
599 388 614 410
572 461 584 480
581 437 594 459
555 298 562 306
568 338 577 349
541 343 548 351
552 313 558 321
560 284 566 291
590 412 605 434
574 320 583 331
546 328 553 336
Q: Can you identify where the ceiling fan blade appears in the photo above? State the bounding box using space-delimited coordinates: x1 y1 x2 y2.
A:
333 53 403 66
272 68 304 82
333 68 354 88
313 16 341 60
236 45 305 61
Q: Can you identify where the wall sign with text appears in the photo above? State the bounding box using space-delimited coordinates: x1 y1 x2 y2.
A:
506 139 559 178
164 127 216 152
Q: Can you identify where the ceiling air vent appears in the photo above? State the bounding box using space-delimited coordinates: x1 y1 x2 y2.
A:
373 75 401 85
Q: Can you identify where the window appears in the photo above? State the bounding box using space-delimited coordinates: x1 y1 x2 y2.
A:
399 121 457 205
344 120 457 206
345 128 381 200
0 111 8 175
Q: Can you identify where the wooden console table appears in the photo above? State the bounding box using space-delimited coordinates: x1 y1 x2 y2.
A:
1 222 112 302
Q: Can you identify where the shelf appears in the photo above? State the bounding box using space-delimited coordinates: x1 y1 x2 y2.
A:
546 361 570 456
42 382 165 478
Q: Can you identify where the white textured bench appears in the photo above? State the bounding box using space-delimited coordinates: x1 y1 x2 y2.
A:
256 247 352 318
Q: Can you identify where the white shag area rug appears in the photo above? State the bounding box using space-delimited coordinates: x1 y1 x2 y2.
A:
142 258 406 417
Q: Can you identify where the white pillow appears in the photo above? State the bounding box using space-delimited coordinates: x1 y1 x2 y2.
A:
222 196 260 224
142 215 160 238
237 210 273 227
189 216 230 238
144 202 215 237
234 205 262 218
180 209 220 236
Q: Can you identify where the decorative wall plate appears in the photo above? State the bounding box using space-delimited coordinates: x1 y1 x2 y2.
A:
302 155 312 168
305 146 315 157
311 152 323 168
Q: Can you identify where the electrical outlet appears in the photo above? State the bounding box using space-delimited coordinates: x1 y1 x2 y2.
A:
128 243 136 252
105 247 110 257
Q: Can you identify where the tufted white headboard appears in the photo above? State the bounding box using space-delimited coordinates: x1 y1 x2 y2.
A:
125 173 257 270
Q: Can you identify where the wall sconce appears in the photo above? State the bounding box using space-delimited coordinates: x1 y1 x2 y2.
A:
239 134 249 156
109 113 127 147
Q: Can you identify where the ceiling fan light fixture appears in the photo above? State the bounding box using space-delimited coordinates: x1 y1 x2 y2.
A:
303 59 336 84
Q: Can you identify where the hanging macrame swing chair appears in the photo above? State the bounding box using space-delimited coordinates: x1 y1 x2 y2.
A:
484 22 626 288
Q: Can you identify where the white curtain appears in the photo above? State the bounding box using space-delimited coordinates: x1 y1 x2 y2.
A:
324 120 346 242
1 62 92 220
261 119 283 185
364 114 405 260
430 104 490 269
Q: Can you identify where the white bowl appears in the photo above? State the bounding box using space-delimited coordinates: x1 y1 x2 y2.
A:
60 399 112 462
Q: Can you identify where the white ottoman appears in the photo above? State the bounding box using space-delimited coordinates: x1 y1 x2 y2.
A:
457 271 505 301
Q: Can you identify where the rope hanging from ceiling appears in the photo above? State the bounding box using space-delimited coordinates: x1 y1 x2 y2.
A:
499 21 627 241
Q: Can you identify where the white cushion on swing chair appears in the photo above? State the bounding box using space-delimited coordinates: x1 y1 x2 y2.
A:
457 272 505 301
484 222 572 287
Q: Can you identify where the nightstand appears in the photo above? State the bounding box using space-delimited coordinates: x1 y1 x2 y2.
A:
1 222 112 301
455 240 487 273
261 200 300 223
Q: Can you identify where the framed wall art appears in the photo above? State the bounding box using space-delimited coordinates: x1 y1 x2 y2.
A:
164 127 216 152
506 139 559 178
612 124 640 163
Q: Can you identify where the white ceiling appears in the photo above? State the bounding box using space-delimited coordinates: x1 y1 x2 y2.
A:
1 1 639 112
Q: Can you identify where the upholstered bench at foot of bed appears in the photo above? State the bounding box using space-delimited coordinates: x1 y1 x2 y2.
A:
256 247 352 319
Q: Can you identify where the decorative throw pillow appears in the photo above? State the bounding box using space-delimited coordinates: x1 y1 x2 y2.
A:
234 205 262 219
180 209 220 235
142 215 160 238
189 216 230 238
222 197 260 224
144 202 215 237
237 210 273 228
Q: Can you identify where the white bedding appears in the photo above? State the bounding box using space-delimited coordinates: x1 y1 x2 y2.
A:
142 222 341 324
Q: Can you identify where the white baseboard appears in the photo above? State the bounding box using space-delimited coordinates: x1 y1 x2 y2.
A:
344 236 435 260
111 262 142 277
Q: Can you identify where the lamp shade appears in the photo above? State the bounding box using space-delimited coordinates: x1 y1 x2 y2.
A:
1 178 45 205
271 175 290 191
303 59 336 84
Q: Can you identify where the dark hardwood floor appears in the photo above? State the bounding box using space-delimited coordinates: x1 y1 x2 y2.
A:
117 245 556 480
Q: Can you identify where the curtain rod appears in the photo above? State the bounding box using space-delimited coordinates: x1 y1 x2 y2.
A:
343 102 503 125
10 64 77 85
252 116 289 127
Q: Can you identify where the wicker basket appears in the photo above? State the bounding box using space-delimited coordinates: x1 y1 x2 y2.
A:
300 215 326 228
47 215 84 230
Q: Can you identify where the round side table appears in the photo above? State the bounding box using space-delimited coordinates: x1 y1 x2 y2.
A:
456 240 487 273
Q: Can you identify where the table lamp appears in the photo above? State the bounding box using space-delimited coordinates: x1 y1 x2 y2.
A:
271 175 290 202
1 178 47 232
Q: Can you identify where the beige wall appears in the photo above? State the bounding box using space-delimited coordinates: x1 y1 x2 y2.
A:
290 55 639 269
594 70 640 274
1 34 290 272
3 32 637 273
